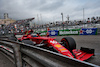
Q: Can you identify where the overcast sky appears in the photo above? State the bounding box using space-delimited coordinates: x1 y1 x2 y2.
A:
0 0 100 24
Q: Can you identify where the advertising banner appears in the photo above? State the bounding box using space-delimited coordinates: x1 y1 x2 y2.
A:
40 31 47 36
48 30 59 36
59 29 80 36
79 28 97 35
34 31 47 36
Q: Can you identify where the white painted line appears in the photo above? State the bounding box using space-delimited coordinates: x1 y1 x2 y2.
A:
0 45 13 53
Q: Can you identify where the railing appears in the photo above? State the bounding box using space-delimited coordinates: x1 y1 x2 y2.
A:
0 39 99 67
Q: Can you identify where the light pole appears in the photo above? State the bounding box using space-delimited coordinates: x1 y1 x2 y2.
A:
66 15 69 23
61 13 64 30
61 13 63 21
83 8 85 28
37 14 39 31
66 15 69 29
83 8 84 21
40 14 42 31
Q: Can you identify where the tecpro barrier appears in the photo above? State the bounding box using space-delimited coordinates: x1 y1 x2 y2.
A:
79 28 97 35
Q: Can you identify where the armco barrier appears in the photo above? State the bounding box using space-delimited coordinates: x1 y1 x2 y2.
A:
59 29 80 36
79 28 97 35
0 39 22 67
0 39 99 67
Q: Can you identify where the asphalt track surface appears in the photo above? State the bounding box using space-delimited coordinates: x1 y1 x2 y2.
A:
0 35 100 66
51 35 100 66
0 51 15 67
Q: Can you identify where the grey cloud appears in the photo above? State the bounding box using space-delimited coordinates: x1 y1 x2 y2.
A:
84 0 100 9
23 0 46 9
74 0 100 11
0 0 100 23
38 0 65 12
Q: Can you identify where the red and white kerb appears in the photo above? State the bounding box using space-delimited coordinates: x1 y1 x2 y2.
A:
0 45 13 53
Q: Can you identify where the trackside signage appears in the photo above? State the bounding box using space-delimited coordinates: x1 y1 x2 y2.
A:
59 29 80 36
48 30 59 36
40 32 47 36
35 31 47 36
80 28 97 35
34 28 97 36
59 31 78 34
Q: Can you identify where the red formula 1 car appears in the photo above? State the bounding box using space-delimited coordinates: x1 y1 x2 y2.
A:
14 31 94 61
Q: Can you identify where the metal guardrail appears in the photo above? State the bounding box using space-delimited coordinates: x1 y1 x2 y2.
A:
0 39 99 67
0 39 22 67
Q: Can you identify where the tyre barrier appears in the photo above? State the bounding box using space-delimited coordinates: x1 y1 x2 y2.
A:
0 39 99 67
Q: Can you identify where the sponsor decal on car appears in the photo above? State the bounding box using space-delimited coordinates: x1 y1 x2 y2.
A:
50 40 57 44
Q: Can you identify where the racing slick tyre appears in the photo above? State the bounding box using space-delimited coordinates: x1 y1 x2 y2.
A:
61 37 76 51
22 40 34 45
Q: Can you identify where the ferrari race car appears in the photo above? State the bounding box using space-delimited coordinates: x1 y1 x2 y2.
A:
9 31 94 61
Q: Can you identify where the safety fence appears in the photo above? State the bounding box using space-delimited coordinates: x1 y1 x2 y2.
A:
33 23 100 32
97 28 100 34
35 28 99 36
0 39 99 67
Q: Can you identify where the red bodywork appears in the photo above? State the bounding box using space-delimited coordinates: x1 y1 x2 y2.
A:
18 34 94 61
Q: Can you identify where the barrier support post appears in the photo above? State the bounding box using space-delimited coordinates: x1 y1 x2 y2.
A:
13 44 22 67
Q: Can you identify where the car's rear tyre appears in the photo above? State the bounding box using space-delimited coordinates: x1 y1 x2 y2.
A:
22 40 34 45
61 37 76 51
